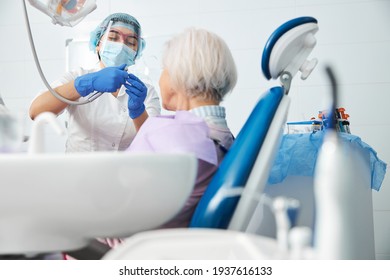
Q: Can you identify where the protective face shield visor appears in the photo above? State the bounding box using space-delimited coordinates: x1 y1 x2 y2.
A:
98 20 145 66
28 0 97 27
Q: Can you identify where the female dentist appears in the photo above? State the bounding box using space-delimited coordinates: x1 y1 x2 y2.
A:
29 13 161 152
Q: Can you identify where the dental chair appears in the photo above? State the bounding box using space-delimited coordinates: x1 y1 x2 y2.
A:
102 16 320 260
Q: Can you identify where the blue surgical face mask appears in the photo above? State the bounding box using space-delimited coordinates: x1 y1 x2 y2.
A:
100 41 136 67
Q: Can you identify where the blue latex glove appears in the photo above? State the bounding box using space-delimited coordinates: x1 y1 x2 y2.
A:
74 64 128 97
125 73 147 119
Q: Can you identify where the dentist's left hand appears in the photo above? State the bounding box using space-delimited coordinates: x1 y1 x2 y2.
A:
74 64 129 97
125 73 147 119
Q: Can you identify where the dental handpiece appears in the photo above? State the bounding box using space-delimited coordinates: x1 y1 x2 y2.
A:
87 91 103 102
273 197 300 251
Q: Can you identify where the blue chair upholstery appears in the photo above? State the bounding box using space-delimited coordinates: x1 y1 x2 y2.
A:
190 86 284 228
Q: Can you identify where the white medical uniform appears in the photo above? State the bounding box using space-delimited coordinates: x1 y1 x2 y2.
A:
37 67 161 153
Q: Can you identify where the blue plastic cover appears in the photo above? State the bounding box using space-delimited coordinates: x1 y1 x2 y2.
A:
190 86 285 228
268 131 387 191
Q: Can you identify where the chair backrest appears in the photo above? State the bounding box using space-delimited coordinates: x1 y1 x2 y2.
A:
189 86 286 229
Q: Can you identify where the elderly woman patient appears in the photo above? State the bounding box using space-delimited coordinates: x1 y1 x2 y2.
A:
127 27 237 229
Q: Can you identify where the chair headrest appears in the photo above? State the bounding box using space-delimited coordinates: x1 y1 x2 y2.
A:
261 16 319 81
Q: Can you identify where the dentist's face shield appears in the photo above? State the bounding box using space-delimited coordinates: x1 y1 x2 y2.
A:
107 28 140 50
90 13 146 61
98 21 144 67
28 0 97 27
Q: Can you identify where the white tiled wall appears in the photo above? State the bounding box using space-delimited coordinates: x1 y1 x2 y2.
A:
0 0 389 258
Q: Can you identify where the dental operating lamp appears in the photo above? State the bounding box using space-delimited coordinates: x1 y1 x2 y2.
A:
23 0 101 105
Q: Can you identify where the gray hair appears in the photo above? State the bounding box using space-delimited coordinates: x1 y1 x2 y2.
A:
162 28 237 102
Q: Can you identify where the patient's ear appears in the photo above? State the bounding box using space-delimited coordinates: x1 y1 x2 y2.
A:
162 88 178 111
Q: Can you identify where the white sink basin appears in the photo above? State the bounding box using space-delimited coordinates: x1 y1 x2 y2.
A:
0 152 197 255
103 228 288 260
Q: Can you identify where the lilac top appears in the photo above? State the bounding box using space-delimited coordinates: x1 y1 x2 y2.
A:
128 110 218 165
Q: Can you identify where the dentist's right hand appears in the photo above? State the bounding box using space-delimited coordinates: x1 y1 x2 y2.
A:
74 63 129 97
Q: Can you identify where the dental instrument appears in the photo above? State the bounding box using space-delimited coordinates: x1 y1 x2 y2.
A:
288 226 312 260
23 0 102 105
272 196 300 251
313 67 376 259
